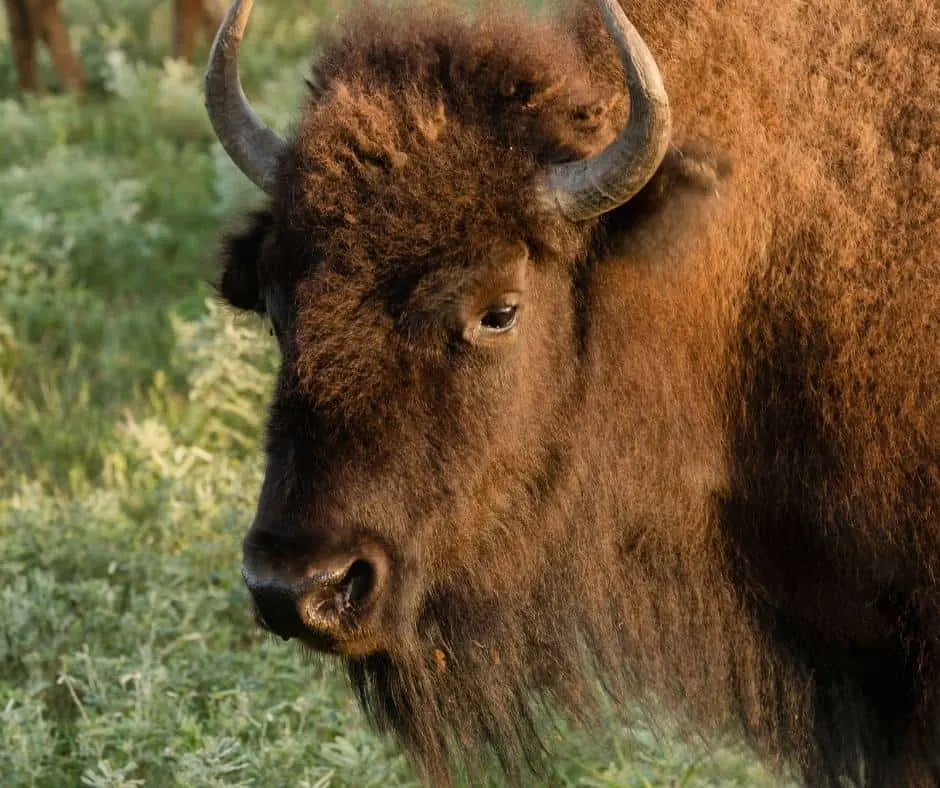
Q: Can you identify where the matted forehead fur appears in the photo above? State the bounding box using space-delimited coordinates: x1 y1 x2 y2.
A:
275 0 623 254
261 2 627 407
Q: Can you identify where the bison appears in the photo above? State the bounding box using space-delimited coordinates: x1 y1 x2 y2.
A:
3 0 86 92
204 0 939 784
3 0 224 93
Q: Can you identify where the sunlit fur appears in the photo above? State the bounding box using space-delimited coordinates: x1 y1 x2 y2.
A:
216 0 939 784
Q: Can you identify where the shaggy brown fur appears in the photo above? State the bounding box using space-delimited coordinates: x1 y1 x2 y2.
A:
217 0 939 784
2 0 223 92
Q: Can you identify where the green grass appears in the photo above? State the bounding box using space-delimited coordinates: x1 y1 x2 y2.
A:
0 2 792 785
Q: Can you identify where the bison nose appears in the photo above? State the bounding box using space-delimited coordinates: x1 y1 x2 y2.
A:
244 575 305 641
243 553 387 643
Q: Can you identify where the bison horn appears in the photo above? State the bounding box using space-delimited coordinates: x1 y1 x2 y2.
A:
545 0 671 220
205 0 287 195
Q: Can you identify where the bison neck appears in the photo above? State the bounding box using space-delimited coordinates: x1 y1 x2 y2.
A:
565 156 936 784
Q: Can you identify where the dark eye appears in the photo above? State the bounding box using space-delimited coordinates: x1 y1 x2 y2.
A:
267 312 281 339
480 305 518 333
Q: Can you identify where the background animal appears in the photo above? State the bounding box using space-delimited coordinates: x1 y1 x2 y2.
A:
2 0 223 92
205 0 939 785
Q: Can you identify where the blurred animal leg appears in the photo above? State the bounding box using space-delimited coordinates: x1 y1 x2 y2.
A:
172 0 200 62
201 0 225 41
5 0 41 93
34 0 86 91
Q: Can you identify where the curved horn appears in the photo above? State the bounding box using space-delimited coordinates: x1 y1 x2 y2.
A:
205 0 287 194
545 0 671 220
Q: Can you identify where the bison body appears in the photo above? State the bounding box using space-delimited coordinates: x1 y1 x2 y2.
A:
4 0 85 92
2 0 223 93
206 0 939 784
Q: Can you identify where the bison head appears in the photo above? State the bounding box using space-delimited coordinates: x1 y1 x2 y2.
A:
206 0 671 775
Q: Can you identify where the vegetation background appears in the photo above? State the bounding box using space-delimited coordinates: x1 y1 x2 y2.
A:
0 1 793 784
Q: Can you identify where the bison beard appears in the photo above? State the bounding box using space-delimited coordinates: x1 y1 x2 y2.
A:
346 544 768 785
204 0 939 785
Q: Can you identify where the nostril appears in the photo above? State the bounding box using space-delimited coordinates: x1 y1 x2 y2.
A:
306 557 377 613
338 559 375 610
298 554 387 631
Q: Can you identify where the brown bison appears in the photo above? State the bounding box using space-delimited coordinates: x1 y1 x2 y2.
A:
205 0 939 784
3 0 223 92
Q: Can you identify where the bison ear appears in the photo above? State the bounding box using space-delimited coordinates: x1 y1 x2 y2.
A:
216 210 274 313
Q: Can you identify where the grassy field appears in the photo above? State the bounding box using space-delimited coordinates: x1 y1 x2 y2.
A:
0 2 792 785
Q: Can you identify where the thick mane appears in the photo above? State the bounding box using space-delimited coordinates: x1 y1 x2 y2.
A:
230 0 938 784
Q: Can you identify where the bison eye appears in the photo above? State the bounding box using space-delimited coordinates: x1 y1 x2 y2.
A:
461 294 522 345
267 313 282 341
480 305 518 333
265 284 290 342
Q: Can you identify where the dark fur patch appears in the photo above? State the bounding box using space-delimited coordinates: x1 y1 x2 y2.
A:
216 211 274 313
